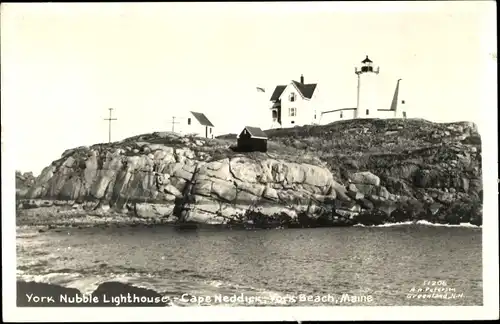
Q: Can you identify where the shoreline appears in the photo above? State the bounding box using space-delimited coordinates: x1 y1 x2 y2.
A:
16 207 482 230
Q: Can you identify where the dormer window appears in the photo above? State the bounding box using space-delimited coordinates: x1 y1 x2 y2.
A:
289 92 296 102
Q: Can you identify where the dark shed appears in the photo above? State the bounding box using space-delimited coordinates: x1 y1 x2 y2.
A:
237 126 268 152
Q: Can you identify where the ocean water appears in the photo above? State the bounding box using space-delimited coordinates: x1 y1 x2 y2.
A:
16 222 482 306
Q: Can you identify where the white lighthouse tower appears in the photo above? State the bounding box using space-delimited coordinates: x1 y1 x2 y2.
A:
355 55 380 118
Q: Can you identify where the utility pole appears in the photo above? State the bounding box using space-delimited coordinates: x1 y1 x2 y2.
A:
103 108 117 143
170 116 180 132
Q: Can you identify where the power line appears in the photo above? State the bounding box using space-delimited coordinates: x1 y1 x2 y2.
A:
170 116 181 132
103 108 117 143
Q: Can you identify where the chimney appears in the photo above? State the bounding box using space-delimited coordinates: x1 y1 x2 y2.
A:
300 74 304 84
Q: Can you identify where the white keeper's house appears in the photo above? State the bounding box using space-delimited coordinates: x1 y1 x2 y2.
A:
268 74 320 129
267 55 408 129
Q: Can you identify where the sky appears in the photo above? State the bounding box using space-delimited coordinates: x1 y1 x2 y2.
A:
1 2 497 175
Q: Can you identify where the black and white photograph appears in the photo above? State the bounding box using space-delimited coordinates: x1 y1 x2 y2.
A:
2 1 498 321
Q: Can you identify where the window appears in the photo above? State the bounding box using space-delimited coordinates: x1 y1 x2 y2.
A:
402 100 405 104
289 92 296 102
366 109 369 115
187 118 191 125
403 111 407 118
289 107 296 117
272 110 278 118
314 114 317 119
340 111 343 119
210 128 212 134
291 121 295 124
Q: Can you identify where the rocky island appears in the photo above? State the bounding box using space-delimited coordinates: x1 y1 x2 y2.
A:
16 118 483 228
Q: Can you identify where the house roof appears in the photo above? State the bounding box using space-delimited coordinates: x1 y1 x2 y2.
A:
291 81 317 99
269 81 317 101
270 85 286 101
242 126 268 139
190 111 214 127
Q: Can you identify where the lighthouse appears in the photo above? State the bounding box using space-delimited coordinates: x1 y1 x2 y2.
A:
355 55 380 118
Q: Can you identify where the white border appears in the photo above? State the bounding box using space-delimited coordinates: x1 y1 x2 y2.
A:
2 1 498 321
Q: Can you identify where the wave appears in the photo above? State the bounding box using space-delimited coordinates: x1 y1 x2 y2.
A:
354 220 481 228
17 261 214 294
16 233 41 239
18 271 83 285
17 271 161 294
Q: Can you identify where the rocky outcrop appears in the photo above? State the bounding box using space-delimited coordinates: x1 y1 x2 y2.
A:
16 171 36 198
178 156 340 226
265 119 483 226
17 132 346 227
17 119 483 228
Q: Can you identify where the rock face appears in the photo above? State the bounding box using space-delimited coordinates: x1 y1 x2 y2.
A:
16 171 36 198
17 118 483 228
350 171 380 186
180 157 338 225
265 118 483 226
18 132 343 227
